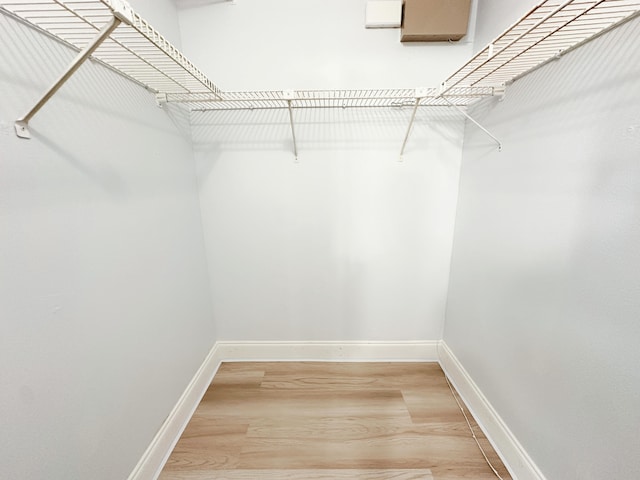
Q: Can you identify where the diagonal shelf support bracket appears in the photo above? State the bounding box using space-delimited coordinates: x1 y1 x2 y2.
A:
399 88 432 161
441 96 502 151
284 91 298 161
15 14 123 139
399 98 420 161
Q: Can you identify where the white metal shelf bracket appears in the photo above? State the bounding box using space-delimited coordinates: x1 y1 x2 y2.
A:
14 12 129 139
284 91 298 161
441 96 502 151
399 88 430 161
156 93 168 107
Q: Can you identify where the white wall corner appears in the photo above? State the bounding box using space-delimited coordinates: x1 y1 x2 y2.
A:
437 341 548 480
127 342 223 480
215 340 440 362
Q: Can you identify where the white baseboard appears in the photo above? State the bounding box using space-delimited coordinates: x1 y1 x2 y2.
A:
438 341 547 480
132 340 545 480
215 340 440 362
127 342 224 480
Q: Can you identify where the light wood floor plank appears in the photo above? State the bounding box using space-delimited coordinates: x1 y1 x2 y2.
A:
244 416 470 439
236 434 489 469
198 388 412 419
160 362 512 480
160 468 433 479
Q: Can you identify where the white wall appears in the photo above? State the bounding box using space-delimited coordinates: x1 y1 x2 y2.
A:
471 0 539 52
178 0 476 90
179 0 469 341
445 16 640 480
0 3 214 479
193 107 463 341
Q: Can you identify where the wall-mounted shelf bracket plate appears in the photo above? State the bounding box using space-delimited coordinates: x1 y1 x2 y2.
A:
14 121 30 139
494 84 506 101
156 93 168 107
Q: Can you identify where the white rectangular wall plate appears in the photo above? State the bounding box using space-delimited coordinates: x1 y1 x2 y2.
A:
365 0 402 29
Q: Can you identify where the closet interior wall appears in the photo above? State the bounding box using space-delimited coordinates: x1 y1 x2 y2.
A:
471 0 540 53
179 0 477 342
446 12 640 480
4 0 640 479
0 1 215 479
192 108 464 342
177 0 478 91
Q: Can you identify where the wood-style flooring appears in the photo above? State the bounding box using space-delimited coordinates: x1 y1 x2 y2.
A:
159 362 511 480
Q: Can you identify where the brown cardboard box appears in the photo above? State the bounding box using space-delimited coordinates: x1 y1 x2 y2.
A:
401 0 471 42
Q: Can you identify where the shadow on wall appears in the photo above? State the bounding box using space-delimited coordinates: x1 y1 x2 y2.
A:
191 105 466 180
191 105 465 151
29 131 127 195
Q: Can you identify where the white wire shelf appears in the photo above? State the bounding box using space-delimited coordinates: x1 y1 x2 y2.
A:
3 0 639 106
156 0 640 111
161 87 501 111
2 0 639 153
0 0 220 96
442 0 640 93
